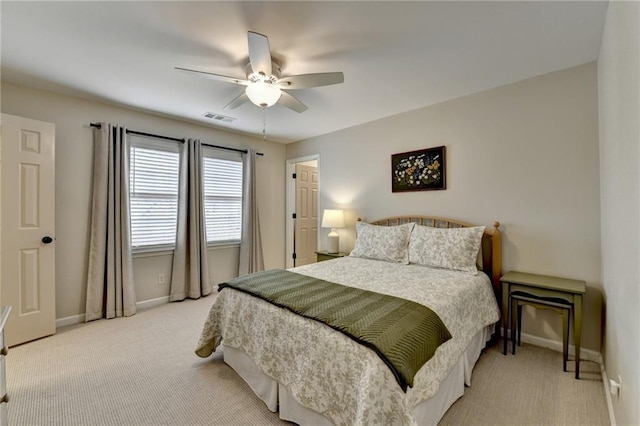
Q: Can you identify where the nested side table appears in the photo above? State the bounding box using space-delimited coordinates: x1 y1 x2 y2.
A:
501 271 586 379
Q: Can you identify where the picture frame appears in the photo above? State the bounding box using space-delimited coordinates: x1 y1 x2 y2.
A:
391 146 446 192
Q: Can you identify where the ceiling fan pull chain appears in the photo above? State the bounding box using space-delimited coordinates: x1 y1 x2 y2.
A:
262 107 267 143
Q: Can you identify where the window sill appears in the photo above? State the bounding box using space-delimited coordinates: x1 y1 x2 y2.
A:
132 248 174 258
132 242 240 258
207 242 241 250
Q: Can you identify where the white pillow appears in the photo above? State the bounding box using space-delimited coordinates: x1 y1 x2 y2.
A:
350 222 415 264
409 225 485 274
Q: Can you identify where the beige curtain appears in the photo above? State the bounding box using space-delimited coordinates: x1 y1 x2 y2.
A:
170 139 211 301
239 149 264 276
86 124 136 321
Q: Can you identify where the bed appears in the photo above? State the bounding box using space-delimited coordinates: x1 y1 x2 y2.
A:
196 216 502 425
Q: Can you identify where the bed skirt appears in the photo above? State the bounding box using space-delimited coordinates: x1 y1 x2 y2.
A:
222 324 493 425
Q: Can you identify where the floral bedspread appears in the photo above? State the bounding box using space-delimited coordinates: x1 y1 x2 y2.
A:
196 257 500 425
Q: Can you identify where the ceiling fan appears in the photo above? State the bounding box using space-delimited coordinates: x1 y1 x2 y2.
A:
176 31 344 113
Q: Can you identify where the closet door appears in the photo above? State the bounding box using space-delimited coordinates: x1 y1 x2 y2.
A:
0 114 56 347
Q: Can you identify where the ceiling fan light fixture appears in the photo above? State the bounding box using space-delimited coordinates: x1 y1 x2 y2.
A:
177 32 343 114
245 81 282 108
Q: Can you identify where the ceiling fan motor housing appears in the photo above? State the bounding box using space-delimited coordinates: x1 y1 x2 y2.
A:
246 60 282 84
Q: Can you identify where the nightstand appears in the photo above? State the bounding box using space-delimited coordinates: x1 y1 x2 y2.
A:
500 271 586 379
315 250 347 262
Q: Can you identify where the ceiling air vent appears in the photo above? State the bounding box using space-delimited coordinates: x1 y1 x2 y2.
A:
202 112 236 123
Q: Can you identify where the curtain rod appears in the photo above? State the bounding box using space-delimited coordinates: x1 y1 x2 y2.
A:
89 123 264 156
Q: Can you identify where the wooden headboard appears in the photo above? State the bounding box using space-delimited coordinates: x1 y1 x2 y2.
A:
367 216 502 299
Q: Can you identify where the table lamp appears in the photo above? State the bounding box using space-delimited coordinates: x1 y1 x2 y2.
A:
321 209 345 254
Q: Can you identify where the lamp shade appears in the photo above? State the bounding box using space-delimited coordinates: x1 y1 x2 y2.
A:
245 82 282 108
321 209 345 229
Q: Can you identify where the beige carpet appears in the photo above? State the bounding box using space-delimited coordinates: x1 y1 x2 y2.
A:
7 295 609 425
440 340 608 425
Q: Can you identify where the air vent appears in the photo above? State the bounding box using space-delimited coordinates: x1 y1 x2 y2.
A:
202 112 236 123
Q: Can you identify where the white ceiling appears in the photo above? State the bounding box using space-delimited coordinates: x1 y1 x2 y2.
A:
1 1 608 144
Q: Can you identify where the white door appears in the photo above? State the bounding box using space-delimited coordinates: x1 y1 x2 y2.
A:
0 114 56 347
294 164 318 266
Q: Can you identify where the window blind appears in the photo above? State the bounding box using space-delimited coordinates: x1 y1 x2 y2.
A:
203 155 243 243
129 145 179 249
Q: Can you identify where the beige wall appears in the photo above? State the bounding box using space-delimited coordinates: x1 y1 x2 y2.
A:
598 1 640 424
287 63 603 352
0 83 286 320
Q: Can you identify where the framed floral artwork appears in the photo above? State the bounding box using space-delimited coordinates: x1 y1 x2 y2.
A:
391 146 446 192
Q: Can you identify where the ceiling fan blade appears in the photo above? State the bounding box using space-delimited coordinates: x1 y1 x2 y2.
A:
224 92 249 110
277 72 344 90
247 31 272 76
175 67 248 86
278 91 308 113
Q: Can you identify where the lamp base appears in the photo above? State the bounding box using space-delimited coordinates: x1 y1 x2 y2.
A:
327 229 339 254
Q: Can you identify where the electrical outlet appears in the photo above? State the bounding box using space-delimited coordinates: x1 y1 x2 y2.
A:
609 375 622 398
617 375 623 397
158 273 166 285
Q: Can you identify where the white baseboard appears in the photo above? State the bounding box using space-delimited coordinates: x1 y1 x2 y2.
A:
518 331 601 363
500 327 600 363
601 366 617 426
55 296 170 328
135 295 170 311
56 313 85 328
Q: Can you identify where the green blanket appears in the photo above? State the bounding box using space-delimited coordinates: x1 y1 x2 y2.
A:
219 269 452 392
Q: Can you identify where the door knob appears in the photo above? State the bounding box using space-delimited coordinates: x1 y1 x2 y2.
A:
42 236 53 244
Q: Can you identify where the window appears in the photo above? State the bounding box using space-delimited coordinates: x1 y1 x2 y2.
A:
203 149 243 244
128 139 243 251
129 138 180 250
